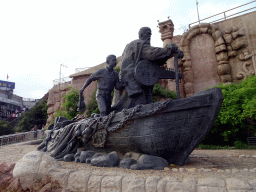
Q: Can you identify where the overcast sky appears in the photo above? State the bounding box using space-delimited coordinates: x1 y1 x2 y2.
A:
0 0 254 99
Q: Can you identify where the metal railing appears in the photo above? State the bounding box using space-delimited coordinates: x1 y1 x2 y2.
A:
53 77 72 86
189 1 256 28
0 130 44 146
75 67 90 73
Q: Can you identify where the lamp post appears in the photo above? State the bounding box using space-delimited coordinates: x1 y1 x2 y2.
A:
59 64 68 84
196 0 200 24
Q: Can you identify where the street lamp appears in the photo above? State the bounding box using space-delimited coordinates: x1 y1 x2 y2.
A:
59 64 68 84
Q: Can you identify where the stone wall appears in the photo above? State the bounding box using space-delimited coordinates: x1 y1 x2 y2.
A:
159 11 256 98
46 82 70 124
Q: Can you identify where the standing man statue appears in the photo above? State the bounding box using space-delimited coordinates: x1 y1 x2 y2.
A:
79 55 123 116
116 27 183 108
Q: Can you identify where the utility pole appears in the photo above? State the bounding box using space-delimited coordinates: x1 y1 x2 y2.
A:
59 64 68 84
196 0 200 24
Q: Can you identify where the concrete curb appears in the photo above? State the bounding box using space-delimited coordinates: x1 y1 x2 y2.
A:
13 151 256 192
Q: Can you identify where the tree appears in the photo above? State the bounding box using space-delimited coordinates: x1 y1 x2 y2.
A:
18 99 48 132
0 120 14 136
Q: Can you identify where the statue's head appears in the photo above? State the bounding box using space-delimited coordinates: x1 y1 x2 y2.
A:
139 27 151 45
106 54 117 68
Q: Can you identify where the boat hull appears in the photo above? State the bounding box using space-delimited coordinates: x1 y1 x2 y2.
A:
88 87 223 165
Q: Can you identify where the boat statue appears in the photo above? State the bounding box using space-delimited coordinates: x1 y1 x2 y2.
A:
38 27 223 166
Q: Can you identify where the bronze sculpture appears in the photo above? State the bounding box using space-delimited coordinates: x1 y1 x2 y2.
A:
113 27 183 110
79 55 123 116
38 27 223 167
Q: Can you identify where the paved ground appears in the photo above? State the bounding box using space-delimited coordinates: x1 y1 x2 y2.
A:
1 142 255 180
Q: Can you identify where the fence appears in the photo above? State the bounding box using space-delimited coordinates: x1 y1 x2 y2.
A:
0 130 44 146
75 67 90 73
189 1 256 28
53 77 72 86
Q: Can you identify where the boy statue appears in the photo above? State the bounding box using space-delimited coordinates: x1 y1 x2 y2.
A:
79 55 123 116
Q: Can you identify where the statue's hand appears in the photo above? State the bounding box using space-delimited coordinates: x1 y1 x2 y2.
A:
79 89 84 94
177 49 184 59
166 43 178 53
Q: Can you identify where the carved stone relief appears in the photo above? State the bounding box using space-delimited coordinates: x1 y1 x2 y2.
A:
180 24 247 97
237 49 256 80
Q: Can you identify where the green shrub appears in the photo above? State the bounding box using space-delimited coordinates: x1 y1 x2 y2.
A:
0 120 14 136
233 140 256 149
86 89 99 117
152 83 177 102
53 88 81 120
201 75 256 145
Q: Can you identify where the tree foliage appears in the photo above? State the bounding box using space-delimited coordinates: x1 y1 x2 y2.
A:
152 83 177 102
54 88 81 120
18 99 48 132
202 75 256 145
0 120 14 136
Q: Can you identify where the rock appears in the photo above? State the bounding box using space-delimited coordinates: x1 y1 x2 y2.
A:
80 150 95 163
119 158 137 169
225 169 231 173
232 168 239 173
241 168 249 172
88 175 104 192
101 176 122 192
48 168 75 189
188 168 196 172
198 177 225 187
137 154 169 170
6 178 23 192
74 151 81 158
19 173 43 191
203 169 211 172
91 151 120 167
157 177 181 192
252 155 256 158
0 166 15 191
145 176 162 192
86 158 91 164
179 168 185 172
172 168 178 172
63 154 75 162
130 163 154 170
122 176 145 191
38 180 64 192
0 162 15 174
239 154 246 158
13 151 44 177
217 169 225 173
249 168 256 173
67 171 91 192
226 178 252 190
123 152 142 161
164 167 171 171
75 157 80 163
38 152 61 174
92 153 104 159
